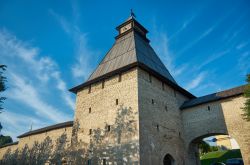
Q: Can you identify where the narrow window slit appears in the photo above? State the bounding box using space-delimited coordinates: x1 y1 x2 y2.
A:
149 74 152 83
165 105 168 111
107 125 111 132
88 85 91 94
103 159 106 165
118 74 122 82
208 106 211 111
102 80 105 89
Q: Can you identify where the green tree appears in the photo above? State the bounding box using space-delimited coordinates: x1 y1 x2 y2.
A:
198 141 210 155
0 64 7 113
0 135 13 146
242 74 250 121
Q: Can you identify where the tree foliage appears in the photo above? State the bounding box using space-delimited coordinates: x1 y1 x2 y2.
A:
0 106 138 164
198 141 210 155
242 74 250 121
0 65 7 113
0 135 13 147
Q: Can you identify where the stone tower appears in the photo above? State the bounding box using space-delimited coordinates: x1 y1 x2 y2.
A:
70 15 195 164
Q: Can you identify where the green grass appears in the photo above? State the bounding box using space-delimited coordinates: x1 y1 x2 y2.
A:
200 149 242 165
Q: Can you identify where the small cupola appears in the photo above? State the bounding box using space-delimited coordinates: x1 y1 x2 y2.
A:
115 10 149 42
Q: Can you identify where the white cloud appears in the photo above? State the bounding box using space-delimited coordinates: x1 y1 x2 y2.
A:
151 31 186 79
238 51 250 75
0 29 74 113
185 72 207 90
7 73 68 122
169 15 196 41
177 25 215 55
49 8 97 82
51 71 75 109
236 41 248 50
197 50 230 69
0 111 47 141
0 28 75 140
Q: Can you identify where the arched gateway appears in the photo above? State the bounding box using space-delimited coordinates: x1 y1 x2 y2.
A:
181 86 250 164
0 13 249 165
163 154 174 165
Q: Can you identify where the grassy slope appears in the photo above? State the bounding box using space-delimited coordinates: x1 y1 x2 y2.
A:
200 149 242 165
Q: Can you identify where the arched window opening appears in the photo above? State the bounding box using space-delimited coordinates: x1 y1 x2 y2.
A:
163 154 174 165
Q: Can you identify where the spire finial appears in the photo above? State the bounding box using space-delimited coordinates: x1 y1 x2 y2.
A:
30 121 33 131
130 9 136 18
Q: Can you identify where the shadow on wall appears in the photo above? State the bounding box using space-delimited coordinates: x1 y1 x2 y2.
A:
0 105 139 165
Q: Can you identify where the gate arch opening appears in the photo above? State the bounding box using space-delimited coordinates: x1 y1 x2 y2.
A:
187 133 243 165
163 154 174 165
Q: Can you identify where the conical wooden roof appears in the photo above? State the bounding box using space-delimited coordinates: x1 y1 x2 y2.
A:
87 30 176 84
70 16 194 98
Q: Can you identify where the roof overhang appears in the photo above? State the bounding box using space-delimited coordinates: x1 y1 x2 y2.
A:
180 85 247 110
69 62 195 99
17 121 73 138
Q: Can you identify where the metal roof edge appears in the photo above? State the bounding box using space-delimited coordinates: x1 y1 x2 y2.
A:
17 121 73 138
180 85 246 110
69 62 195 99
0 141 19 148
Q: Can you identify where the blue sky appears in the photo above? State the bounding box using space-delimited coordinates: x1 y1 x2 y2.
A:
0 0 249 140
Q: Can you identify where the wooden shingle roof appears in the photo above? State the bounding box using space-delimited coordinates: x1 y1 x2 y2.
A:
17 121 73 138
69 16 195 98
180 85 246 109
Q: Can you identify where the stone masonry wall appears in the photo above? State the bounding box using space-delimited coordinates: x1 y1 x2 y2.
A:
138 68 189 165
74 68 140 164
0 126 72 160
182 96 250 165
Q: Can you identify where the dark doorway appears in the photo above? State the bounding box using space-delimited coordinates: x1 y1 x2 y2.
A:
163 154 174 165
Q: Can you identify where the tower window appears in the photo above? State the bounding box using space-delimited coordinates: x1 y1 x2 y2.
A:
87 159 92 165
88 85 91 94
89 129 92 135
165 105 168 111
103 159 106 165
149 74 152 83
162 82 164 90
118 74 122 82
116 99 119 105
174 90 176 97
208 106 211 111
102 80 105 89
152 99 154 104
156 124 159 131
107 125 111 132
89 107 91 113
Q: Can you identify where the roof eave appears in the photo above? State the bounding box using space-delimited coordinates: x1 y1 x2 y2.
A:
17 121 74 138
180 86 246 110
69 62 195 99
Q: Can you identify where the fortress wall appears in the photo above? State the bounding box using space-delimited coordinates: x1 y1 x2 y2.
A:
215 135 233 149
74 68 140 163
182 95 250 164
0 143 18 159
138 68 189 165
0 126 72 160
18 126 72 149
220 96 250 164
182 100 228 145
